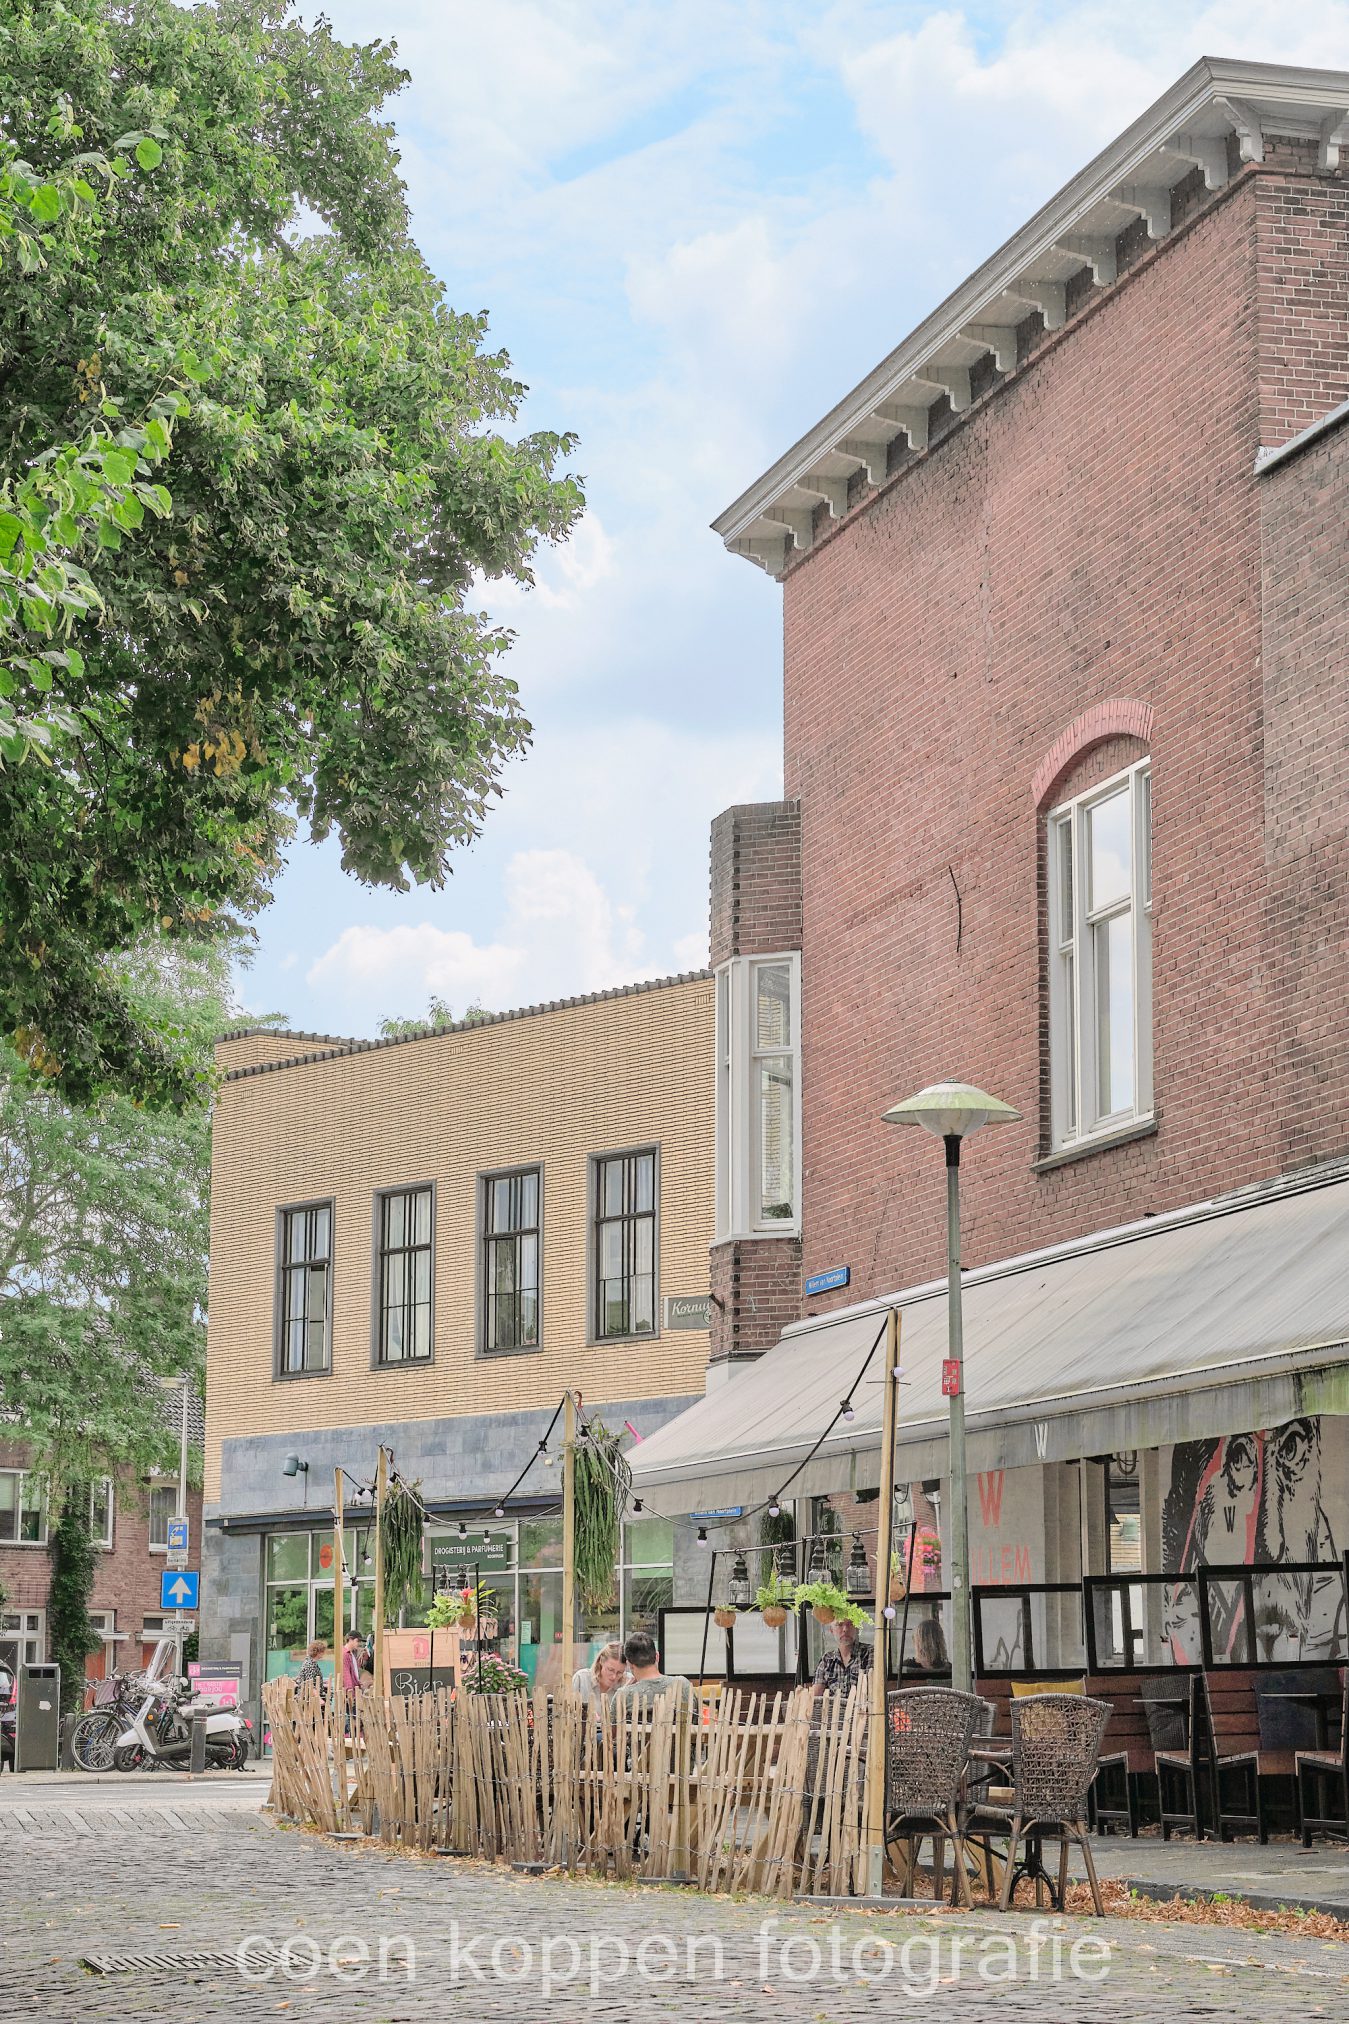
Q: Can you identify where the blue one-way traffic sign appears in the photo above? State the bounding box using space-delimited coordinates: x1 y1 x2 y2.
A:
160 1568 200 1611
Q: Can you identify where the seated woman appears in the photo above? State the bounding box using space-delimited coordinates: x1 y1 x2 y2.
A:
571 1641 628 1706
904 1615 951 1675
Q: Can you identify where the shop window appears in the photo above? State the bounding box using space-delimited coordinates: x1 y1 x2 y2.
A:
480 1167 541 1354
714 954 801 1238
591 1149 657 1341
1047 760 1152 1150
276 1199 333 1376
374 1184 434 1364
621 1514 674 1639
0 1469 47 1544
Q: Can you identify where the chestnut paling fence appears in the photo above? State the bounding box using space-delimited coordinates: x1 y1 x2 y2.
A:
263 1677 869 1897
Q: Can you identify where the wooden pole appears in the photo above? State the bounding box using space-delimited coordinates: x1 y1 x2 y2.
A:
862 1307 900 1897
333 1466 346 1657
372 1447 388 1696
562 1391 578 1682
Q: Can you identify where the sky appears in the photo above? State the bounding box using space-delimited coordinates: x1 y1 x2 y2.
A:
246 1 1349 1036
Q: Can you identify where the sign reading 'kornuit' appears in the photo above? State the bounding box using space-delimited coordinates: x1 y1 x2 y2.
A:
662 1295 713 1330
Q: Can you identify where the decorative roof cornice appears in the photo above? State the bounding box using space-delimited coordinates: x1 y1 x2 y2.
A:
714 57 1349 576
222 970 713 1082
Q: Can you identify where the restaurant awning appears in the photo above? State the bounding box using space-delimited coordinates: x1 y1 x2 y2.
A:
631 1161 1349 1513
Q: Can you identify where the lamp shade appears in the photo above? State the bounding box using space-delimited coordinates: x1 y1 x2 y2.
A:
881 1081 1021 1139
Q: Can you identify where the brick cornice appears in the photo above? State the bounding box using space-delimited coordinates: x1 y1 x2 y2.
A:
1032 698 1154 809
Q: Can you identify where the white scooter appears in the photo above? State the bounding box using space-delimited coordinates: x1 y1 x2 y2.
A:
113 1638 250 1772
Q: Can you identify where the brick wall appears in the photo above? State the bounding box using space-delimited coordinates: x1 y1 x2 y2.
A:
709 801 802 966
708 802 803 1367
0 1450 203 1671
1257 153 1349 447
1259 414 1349 1171
775 158 1349 1310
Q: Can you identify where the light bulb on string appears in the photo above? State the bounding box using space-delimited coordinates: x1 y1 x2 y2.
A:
696 1526 709 1546
840 1399 855 1422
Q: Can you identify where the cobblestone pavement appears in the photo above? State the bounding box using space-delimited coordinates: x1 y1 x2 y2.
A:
4 1806 1347 2022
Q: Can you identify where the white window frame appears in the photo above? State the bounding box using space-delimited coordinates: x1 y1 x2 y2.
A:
0 1608 45 1664
0 1468 48 1546
147 1482 177 1553
89 1476 114 1551
1047 759 1153 1151
714 952 802 1240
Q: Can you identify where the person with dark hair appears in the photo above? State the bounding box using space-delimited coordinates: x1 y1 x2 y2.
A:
610 1631 696 1716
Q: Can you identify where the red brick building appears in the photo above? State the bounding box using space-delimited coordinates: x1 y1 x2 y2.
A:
0 1446 203 1685
639 60 1349 1672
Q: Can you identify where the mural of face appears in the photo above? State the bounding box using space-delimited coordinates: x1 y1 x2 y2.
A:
1161 1417 1342 1662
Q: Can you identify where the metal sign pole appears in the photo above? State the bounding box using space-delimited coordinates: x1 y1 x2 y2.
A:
561 1392 578 1682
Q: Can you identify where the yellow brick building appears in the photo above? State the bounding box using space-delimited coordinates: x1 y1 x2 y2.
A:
202 973 714 1710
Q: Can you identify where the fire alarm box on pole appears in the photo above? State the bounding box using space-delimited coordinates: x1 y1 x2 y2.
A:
941 1360 961 1397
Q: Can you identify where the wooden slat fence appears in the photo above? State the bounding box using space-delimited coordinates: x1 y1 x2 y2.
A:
263 1679 867 1897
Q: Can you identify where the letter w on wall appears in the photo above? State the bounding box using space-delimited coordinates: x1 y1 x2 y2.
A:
976 1470 1005 1528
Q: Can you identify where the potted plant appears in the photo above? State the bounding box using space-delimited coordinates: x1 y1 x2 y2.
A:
794 1578 852 1626
713 1604 738 1630
426 1582 497 1634
889 1548 907 1605
755 1572 797 1629
462 1652 529 1695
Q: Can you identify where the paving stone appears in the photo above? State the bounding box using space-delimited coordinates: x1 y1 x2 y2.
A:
2 1801 1345 2020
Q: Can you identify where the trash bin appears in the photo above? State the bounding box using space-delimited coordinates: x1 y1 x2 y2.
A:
15 1663 61 1772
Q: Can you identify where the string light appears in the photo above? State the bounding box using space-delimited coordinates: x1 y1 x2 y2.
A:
768 1499 782 1519
840 1398 855 1422
632 1499 644 1514
457 1520 468 1539
696 1526 709 1546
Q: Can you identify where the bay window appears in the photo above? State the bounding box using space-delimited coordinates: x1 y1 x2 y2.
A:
715 953 801 1239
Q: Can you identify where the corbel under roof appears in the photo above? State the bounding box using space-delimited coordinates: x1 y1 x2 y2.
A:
713 56 1349 577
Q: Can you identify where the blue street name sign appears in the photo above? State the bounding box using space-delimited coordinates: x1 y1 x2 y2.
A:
160 1568 200 1611
804 1265 850 1296
691 1508 744 1520
166 1517 190 1554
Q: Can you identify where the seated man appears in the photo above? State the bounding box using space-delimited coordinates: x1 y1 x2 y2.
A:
813 1616 873 1699
610 1631 697 1716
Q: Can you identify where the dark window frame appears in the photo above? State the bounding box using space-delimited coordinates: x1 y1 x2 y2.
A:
477 1163 544 1358
588 1145 660 1346
370 1181 436 1369
273 1197 335 1380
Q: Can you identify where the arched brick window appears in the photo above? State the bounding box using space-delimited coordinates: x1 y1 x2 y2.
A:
1038 706 1154 1152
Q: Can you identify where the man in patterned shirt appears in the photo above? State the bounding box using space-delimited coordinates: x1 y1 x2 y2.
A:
812 1617 873 1699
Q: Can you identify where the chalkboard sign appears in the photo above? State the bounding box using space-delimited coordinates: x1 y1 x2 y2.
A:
389 1665 457 1699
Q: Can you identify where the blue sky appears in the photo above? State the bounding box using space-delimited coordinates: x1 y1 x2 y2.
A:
247 1 1349 1035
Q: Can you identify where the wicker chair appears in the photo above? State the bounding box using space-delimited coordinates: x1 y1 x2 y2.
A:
883 1687 984 1908
964 1691 1111 1914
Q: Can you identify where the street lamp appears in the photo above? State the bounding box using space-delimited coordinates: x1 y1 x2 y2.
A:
882 1080 1020 1692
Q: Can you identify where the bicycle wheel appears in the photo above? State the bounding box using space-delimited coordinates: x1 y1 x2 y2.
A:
71 1710 122 1772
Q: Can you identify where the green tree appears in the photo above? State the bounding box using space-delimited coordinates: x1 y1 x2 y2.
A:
376 994 492 1039
0 1 582 1108
48 1483 102 1716
0 938 225 1486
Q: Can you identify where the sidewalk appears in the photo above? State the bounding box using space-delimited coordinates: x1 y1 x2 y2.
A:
1069 1831 1349 1917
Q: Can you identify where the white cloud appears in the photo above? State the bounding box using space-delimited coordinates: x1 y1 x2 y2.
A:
306 847 659 1020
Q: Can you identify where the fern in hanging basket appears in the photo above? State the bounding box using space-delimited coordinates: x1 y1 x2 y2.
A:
574 1418 630 1613
380 1477 426 1623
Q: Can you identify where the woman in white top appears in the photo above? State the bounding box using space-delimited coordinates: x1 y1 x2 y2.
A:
572 1642 627 1704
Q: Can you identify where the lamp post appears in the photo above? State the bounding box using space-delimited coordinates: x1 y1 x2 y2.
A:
882 1081 1020 1693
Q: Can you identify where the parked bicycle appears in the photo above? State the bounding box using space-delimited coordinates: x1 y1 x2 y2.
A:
70 1666 145 1772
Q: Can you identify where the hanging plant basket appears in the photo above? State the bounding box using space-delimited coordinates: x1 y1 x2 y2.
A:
812 1604 836 1626
713 1606 737 1630
761 1604 788 1629
574 1416 631 1614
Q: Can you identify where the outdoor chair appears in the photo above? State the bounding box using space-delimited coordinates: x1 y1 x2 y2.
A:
1201 1672 1267 1843
1296 1671 1349 1846
1149 1674 1207 1840
963 1691 1111 1915
883 1687 984 1908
